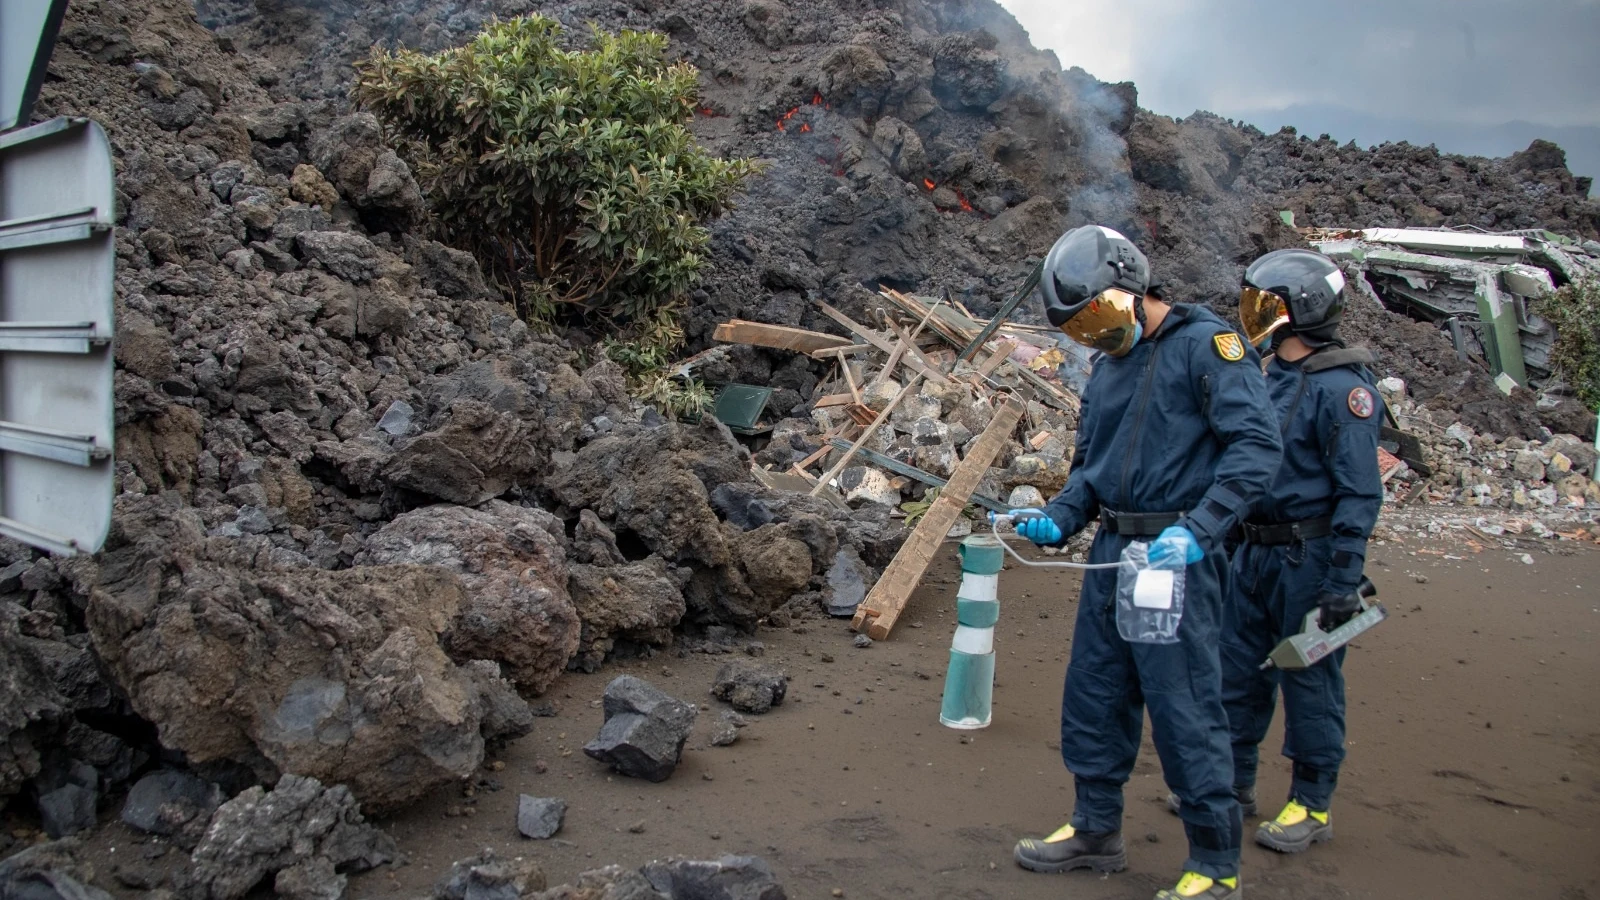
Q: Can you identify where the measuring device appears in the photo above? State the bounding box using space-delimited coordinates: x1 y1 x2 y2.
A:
1261 578 1384 671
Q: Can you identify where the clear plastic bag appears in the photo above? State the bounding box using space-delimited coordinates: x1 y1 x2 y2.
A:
1115 541 1186 644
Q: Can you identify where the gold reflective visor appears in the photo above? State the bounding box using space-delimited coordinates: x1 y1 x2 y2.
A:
1059 288 1140 357
1239 286 1290 346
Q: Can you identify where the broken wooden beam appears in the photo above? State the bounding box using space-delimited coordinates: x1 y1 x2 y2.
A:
852 390 1028 640
714 320 853 355
814 301 951 384
975 339 1019 379
826 439 1009 514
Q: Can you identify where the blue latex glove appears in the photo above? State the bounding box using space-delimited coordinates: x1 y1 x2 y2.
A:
1147 525 1204 569
1011 508 1063 546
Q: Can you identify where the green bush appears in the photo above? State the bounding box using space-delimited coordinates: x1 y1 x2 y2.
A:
353 16 758 328
1543 278 1600 408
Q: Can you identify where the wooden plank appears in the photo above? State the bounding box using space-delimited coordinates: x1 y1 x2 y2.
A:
813 392 855 409
814 301 950 384
839 359 863 405
1029 430 1052 450
714 320 852 354
976 340 1019 378
826 439 1009 514
811 374 925 497
810 343 873 359
1012 363 1081 414
852 391 1028 640
867 336 910 393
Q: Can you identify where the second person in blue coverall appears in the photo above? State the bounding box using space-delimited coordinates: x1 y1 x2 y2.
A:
1218 248 1385 854
1009 225 1282 900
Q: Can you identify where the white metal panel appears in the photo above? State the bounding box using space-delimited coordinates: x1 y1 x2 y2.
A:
0 117 115 555
1360 228 1529 256
1 0 69 132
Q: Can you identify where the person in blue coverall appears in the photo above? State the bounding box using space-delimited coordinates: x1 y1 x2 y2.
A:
1212 248 1385 854
1009 225 1282 900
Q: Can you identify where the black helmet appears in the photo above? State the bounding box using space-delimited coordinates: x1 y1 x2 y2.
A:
1240 249 1347 349
1041 225 1151 356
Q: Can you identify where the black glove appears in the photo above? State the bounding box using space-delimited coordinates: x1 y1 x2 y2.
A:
1316 588 1361 632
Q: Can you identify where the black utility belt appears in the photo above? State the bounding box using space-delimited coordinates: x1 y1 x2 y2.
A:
1236 516 1334 545
1098 509 1182 537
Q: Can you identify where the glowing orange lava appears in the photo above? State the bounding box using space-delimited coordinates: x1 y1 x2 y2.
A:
923 178 937 190
799 123 811 133
775 106 800 131
956 190 974 212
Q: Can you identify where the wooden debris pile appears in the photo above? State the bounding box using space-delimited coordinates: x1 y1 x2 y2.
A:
712 289 1085 636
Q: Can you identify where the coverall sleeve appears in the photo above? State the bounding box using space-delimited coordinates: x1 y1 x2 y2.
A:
1041 371 1100 543
1179 339 1283 553
1318 383 1384 595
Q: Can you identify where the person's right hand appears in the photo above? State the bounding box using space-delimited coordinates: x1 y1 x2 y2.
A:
1012 509 1063 545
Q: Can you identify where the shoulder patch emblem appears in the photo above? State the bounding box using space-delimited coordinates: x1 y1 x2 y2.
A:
1213 331 1245 362
1348 387 1375 418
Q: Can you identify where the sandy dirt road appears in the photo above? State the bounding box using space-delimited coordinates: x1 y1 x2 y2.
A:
331 522 1600 900
77 523 1600 899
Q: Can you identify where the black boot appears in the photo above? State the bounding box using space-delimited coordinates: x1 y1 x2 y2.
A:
1013 823 1128 874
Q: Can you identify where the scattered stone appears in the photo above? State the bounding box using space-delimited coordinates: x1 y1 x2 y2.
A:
1006 486 1047 509
121 770 223 849
852 634 873 649
0 838 112 900
583 676 697 782
376 399 414 436
517 796 567 840
185 774 396 900
434 849 546 900
36 784 97 839
710 660 789 715
640 855 788 900
824 549 870 617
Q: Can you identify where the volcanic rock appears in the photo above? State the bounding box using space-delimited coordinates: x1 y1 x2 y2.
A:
0 607 65 804
0 838 111 900
583 676 697 783
710 661 789 715
186 774 396 900
823 548 871 617
434 849 547 900
529 865 664 900
121 769 224 849
517 795 567 840
362 502 580 695
87 497 525 812
567 558 688 673
639 855 788 900
37 783 97 839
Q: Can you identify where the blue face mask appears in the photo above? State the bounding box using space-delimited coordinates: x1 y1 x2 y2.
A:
1255 334 1272 352
1130 321 1144 346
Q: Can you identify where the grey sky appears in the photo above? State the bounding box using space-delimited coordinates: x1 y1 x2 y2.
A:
998 0 1600 177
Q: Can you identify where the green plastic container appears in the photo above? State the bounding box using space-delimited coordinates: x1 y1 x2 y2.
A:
940 535 1003 729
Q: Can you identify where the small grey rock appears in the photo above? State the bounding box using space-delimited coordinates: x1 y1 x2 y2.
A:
516 795 566 840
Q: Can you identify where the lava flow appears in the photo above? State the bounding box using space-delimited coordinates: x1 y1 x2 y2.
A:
923 178 937 190
775 92 831 132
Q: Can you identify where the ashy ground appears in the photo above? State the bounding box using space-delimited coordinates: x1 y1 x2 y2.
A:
81 516 1600 899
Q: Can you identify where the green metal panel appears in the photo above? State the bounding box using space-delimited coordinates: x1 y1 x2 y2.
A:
712 384 772 435
1474 273 1526 386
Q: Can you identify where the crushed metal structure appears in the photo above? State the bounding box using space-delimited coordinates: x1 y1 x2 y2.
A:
1303 225 1600 389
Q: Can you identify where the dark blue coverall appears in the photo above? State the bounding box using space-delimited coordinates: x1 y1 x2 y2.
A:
1221 353 1384 812
1041 304 1282 880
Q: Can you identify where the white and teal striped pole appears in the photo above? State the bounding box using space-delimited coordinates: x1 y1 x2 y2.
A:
940 534 1005 729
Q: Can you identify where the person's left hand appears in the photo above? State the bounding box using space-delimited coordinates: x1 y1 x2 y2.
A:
1316 588 1361 631
1147 525 1203 569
